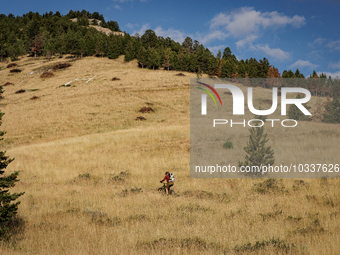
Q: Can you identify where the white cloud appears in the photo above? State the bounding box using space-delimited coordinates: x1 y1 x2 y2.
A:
108 0 144 10
129 24 188 42
209 7 305 38
210 13 231 29
154 27 187 43
317 71 340 79
236 35 258 48
132 23 150 36
125 23 138 29
289 59 318 69
326 40 340 50
305 50 323 61
313 37 326 45
253 44 291 61
329 61 340 69
208 7 305 56
207 45 225 54
112 0 146 2
196 30 229 45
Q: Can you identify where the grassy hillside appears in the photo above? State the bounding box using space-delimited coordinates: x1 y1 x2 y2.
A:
0 56 339 254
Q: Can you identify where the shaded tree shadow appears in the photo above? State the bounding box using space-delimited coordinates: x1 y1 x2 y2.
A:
0 216 26 243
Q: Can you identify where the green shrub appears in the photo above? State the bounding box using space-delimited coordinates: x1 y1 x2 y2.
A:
78 173 91 179
223 140 233 149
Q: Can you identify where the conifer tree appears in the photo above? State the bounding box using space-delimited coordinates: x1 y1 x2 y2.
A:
141 29 157 49
222 47 232 60
162 47 171 71
182 37 193 53
106 21 120 32
282 70 296 78
169 51 179 70
124 41 135 62
148 48 160 70
266 66 281 88
107 39 119 59
239 115 274 175
95 36 105 57
25 17 41 43
54 32 66 57
75 31 86 57
136 46 147 68
311 97 324 122
295 68 305 78
311 70 318 78
207 50 220 77
323 92 340 123
0 20 8 62
287 93 311 121
0 108 24 238
6 32 20 61
259 58 270 78
177 50 184 71
220 60 230 78
30 35 44 57
84 30 96 56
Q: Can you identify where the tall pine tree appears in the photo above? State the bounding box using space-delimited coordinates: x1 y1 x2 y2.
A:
0 108 24 238
162 48 171 71
239 116 274 175
323 92 340 123
124 40 135 62
287 93 311 121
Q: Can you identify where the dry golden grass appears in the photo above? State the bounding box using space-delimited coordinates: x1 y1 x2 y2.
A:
0 55 339 254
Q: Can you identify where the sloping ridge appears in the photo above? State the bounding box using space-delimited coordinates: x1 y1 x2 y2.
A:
70 18 124 36
89 25 124 36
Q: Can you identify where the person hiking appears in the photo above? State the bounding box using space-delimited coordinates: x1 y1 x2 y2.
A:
160 171 174 195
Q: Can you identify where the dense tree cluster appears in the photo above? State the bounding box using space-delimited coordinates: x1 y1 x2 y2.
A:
0 10 339 97
0 10 122 61
0 11 292 79
131 30 274 78
129 30 340 98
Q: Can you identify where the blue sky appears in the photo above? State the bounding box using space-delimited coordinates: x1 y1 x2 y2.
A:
2 0 340 78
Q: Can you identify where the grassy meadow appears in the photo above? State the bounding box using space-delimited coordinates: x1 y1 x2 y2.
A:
0 55 339 254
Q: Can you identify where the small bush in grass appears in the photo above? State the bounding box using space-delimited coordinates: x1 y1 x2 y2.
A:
108 171 130 182
78 173 91 179
15 89 26 94
253 179 286 194
6 63 17 68
234 238 296 253
40 71 54 78
223 140 233 149
52 62 71 71
139 107 154 113
135 116 146 121
9 68 23 73
121 187 143 197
